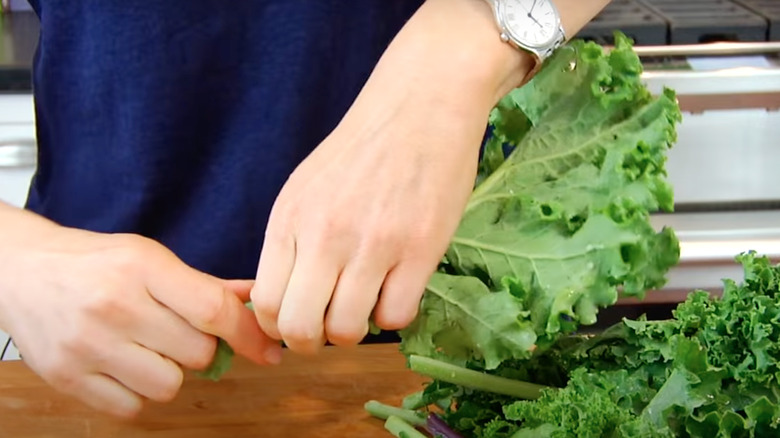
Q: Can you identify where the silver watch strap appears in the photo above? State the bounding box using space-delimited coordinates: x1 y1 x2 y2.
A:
540 24 567 59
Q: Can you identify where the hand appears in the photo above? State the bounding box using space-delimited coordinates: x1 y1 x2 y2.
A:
0 220 281 418
251 0 532 353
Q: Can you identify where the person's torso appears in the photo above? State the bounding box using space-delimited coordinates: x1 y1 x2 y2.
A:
26 0 423 279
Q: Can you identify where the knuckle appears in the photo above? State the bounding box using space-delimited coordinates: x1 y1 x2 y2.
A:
309 217 348 250
194 290 229 330
60 323 96 359
406 221 445 254
373 307 418 331
263 218 291 243
265 201 296 239
40 356 79 392
277 318 322 353
363 228 401 253
320 216 342 237
412 214 441 236
112 401 143 419
151 369 183 403
250 289 282 340
186 336 218 371
325 320 367 346
110 236 153 271
83 286 126 321
251 289 281 321
187 355 213 373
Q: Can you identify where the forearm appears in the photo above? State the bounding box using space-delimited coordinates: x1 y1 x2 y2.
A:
367 0 611 111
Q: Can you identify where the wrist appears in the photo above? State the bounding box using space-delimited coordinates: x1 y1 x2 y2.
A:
372 0 535 112
417 0 536 103
454 3 537 103
385 0 612 107
0 203 62 278
0 204 68 332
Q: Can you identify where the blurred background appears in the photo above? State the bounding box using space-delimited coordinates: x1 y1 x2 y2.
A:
0 0 779 354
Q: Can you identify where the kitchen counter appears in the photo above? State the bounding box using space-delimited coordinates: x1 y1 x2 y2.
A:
0 11 38 92
0 343 426 437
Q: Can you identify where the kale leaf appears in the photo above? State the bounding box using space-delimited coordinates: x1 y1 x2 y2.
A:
400 32 680 369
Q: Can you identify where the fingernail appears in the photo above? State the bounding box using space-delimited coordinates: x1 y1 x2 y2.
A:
264 345 283 365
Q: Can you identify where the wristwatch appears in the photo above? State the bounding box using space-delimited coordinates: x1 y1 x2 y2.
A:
483 0 566 84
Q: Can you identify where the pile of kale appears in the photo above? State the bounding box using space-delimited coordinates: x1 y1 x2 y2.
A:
403 252 780 438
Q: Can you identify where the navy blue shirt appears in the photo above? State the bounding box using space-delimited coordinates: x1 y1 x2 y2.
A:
26 1 423 280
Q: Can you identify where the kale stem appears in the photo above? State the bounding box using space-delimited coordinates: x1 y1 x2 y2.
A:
365 400 427 427
384 415 429 438
409 355 548 400
401 390 426 410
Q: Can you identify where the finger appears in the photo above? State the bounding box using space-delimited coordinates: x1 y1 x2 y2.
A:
75 374 144 419
130 294 217 371
99 343 183 403
276 248 340 355
221 279 256 303
372 260 436 330
145 262 281 366
324 258 388 346
251 232 296 340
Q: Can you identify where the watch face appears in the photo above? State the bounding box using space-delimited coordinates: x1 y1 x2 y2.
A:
501 0 559 47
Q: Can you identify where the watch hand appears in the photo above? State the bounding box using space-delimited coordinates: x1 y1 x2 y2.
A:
528 13 543 28
529 0 538 14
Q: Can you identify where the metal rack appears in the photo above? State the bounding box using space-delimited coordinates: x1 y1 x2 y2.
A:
577 0 667 45
734 0 780 41
578 0 780 45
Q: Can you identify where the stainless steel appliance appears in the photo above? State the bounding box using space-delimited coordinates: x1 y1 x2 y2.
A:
577 0 780 325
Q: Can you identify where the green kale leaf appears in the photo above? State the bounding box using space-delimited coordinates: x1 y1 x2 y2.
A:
400 32 680 368
441 252 780 438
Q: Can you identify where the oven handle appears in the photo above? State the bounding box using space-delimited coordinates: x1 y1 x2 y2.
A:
0 139 37 169
631 41 780 58
679 239 780 264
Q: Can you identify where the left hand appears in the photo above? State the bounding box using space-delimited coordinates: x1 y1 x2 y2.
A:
250 0 531 354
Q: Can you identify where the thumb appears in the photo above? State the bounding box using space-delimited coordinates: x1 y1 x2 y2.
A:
147 267 280 366
219 279 255 303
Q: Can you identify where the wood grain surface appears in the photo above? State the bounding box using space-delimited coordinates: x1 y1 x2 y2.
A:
0 344 427 437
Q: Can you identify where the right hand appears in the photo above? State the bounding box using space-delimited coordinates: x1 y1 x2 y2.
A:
0 225 281 418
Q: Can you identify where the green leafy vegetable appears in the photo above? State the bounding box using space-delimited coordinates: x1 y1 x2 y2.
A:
400 32 680 369
381 252 780 437
474 252 780 437
503 368 668 438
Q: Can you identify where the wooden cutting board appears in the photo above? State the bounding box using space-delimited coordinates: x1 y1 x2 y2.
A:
0 344 428 437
